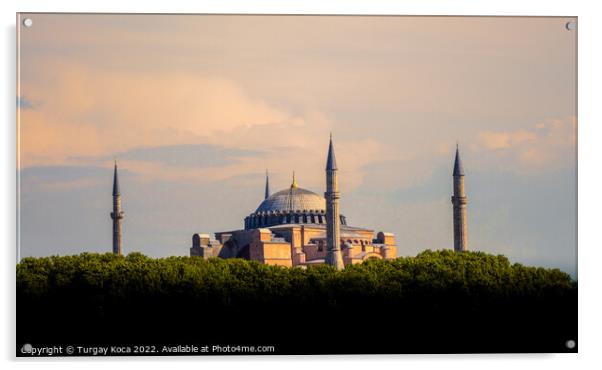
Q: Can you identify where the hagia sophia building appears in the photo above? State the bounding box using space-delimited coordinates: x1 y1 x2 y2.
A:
110 135 468 269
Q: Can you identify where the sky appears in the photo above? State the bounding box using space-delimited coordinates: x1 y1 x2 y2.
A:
17 14 577 276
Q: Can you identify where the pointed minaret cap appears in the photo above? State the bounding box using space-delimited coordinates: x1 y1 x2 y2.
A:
112 160 120 196
264 169 270 199
453 143 465 176
326 133 338 170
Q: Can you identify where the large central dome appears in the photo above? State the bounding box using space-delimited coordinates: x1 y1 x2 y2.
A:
256 187 326 213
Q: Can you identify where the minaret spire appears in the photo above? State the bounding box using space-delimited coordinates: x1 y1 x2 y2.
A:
324 134 344 270
453 142 465 176
110 160 124 255
112 159 120 196
326 132 338 170
451 144 468 252
264 169 270 199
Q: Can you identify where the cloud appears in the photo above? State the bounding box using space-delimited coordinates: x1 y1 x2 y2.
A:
479 130 537 150
18 62 296 168
18 16 577 191
114 144 265 168
475 117 576 172
20 61 394 190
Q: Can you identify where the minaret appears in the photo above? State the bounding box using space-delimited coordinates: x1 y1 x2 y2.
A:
451 144 468 252
324 134 344 270
264 169 270 199
110 161 124 255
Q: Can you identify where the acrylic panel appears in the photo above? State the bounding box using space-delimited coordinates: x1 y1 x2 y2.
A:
16 14 577 357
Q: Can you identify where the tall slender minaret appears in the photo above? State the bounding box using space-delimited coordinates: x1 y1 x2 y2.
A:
324 134 344 270
110 161 124 255
264 169 270 199
451 144 468 252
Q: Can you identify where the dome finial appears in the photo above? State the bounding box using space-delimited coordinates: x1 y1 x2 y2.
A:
291 171 298 189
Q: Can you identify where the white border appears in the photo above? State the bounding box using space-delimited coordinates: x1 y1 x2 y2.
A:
3 1 601 369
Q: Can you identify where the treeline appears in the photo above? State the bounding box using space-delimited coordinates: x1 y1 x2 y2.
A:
17 250 574 301
17 250 577 354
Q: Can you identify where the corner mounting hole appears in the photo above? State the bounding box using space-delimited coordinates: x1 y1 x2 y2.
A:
565 21 576 31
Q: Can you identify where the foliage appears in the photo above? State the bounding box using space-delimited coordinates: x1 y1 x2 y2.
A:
16 250 577 353
17 249 575 307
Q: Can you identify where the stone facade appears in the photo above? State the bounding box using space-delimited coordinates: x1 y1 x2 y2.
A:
190 224 397 268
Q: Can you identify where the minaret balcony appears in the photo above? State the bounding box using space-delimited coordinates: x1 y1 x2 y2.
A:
111 211 124 219
451 196 467 205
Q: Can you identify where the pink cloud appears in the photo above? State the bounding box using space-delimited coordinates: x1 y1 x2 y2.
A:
476 117 576 171
479 130 537 150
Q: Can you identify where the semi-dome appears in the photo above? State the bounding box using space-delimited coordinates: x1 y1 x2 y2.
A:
256 187 326 213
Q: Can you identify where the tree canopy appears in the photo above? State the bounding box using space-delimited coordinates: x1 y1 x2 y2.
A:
16 250 577 354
